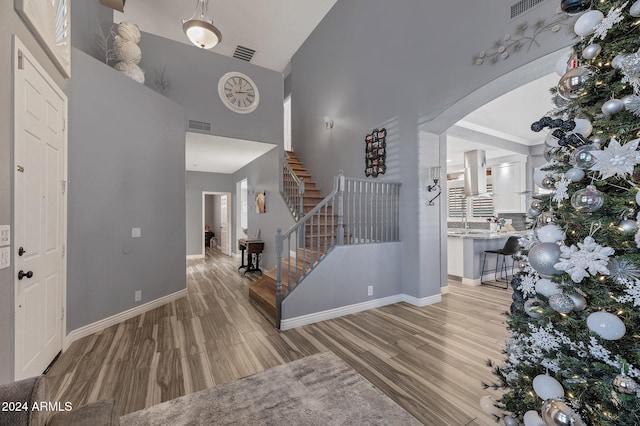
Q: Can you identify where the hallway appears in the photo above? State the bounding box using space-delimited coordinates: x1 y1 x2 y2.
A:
47 249 511 425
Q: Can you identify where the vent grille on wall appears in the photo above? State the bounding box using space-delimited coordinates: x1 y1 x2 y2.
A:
233 45 256 62
188 120 211 132
510 0 547 19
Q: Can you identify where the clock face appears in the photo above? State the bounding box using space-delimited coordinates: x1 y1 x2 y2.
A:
218 72 260 113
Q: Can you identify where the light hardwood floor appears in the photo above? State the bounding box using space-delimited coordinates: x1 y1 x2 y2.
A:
47 248 511 425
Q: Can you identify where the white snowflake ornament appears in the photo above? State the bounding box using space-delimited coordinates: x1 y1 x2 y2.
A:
590 1 628 43
590 138 640 180
617 279 640 306
552 178 571 204
554 236 615 283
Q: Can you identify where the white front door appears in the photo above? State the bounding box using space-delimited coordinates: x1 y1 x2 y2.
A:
13 37 67 380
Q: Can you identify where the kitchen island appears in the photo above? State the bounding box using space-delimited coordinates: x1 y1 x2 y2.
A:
447 229 529 286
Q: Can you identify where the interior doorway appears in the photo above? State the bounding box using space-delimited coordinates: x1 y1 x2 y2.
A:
236 179 248 242
202 191 232 256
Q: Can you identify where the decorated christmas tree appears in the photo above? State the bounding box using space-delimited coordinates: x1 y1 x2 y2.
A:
482 1 640 425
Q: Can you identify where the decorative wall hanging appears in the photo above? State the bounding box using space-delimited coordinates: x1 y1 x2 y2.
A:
472 12 575 66
365 128 386 178
255 191 266 213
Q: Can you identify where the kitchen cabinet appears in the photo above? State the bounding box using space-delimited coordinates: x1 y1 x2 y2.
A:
491 158 526 213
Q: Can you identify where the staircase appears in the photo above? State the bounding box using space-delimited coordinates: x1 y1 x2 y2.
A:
248 151 328 325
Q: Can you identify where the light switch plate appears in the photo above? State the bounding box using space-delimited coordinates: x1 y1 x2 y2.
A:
0 247 10 270
0 225 9 246
132 227 141 238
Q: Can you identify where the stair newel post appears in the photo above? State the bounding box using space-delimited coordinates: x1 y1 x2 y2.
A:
276 228 284 329
337 170 345 246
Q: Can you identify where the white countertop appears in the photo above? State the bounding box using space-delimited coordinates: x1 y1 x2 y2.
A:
447 229 529 239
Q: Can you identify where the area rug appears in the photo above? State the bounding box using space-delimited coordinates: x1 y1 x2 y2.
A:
120 352 421 425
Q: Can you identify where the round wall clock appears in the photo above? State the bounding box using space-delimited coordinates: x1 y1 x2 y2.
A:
218 72 260 113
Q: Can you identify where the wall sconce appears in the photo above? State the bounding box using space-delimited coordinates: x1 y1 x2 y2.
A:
426 166 442 206
324 116 334 130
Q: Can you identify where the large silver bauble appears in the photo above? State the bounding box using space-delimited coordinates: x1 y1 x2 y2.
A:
569 145 597 169
558 67 593 100
602 99 624 116
503 415 518 426
618 219 638 234
541 176 556 189
529 243 563 276
631 0 640 17
549 293 575 313
571 185 604 212
531 199 543 211
528 207 542 218
542 399 587 426
543 145 561 161
565 168 585 182
567 292 587 311
582 43 601 60
614 374 639 394
524 298 546 318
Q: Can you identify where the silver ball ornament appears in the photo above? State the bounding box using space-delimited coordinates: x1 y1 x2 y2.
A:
529 243 563 276
569 145 597 169
618 219 638 234
548 293 575 313
589 136 602 148
531 199 543 211
539 210 556 225
571 185 604 212
542 399 587 426
524 298 546 318
543 145 560 161
614 374 639 394
541 176 556 189
602 99 624 116
582 43 601 60
567 292 587 311
631 0 640 17
503 415 518 426
565 168 585 182
558 67 593 100
528 207 542 218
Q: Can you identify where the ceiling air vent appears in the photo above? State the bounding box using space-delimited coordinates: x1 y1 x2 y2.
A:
188 120 211 132
510 0 547 20
233 45 256 62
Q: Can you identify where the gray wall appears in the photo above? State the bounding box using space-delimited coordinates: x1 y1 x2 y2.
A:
186 172 234 256
138 32 284 145
67 49 186 331
290 0 574 300
282 243 403 319
71 0 113 60
0 2 70 384
233 148 296 270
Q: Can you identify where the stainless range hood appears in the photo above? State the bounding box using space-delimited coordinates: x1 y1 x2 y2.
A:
463 150 488 197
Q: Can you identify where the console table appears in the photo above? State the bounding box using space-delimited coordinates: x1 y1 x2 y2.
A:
238 239 264 274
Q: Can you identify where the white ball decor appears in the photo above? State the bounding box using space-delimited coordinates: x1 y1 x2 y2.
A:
114 62 145 84
587 311 626 340
573 118 593 137
533 374 565 400
529 243 563 276
631 0 640 17
117 21 141 43
536 278 562 297
565 167 585 182
636 190 640 206
113 36 142 64
523 410 546 426
574 10 604 37
582 43 601 60
537 225 565 243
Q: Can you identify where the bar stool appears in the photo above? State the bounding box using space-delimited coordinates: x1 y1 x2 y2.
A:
481 236 520 288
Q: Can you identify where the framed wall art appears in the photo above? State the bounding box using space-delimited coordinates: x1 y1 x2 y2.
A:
365 128 386 178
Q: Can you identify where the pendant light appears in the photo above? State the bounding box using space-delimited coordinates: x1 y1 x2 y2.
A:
182 0 222 49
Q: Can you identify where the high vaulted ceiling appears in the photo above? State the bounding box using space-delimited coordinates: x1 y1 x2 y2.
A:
114 0 339 72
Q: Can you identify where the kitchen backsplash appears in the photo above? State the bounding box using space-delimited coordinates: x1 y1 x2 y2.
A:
448 213 527 230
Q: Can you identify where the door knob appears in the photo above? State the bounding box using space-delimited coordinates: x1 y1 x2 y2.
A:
18 247 25 256
18 270 33 280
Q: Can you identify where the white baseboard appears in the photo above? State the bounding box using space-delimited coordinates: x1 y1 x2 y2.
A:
440 285 450 294
63 288 187 350
187 254 204 260
280 292 443 330
462 277 481 286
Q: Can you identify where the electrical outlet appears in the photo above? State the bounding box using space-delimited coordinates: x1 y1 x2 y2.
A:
135 290 141 302
0 247 9 270
0 225 9 246
132 227 141 238
367 286 373 296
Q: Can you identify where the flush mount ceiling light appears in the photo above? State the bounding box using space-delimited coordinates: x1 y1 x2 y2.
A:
182 0 222 49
